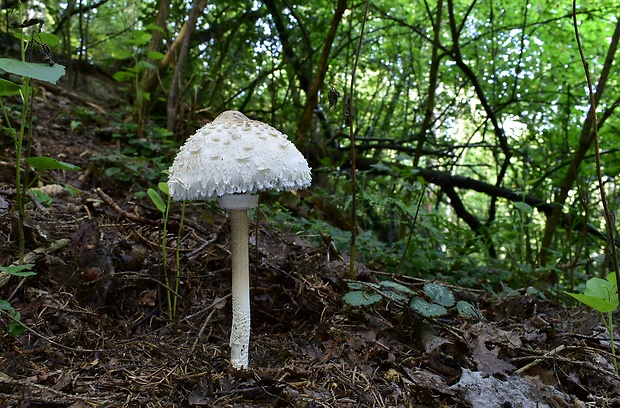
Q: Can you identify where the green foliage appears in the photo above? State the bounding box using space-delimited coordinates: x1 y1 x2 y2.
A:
0 11 69 263
566 274 619 313
0 264 35 337
0 59 65 84
409 282 478 319
0 264 36 277
26 157 80 172
147 178 183 321
342 290 382 307
565 273 619 371
343 279 478 321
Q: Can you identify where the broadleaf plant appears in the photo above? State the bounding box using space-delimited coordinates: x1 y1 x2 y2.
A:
566 273 618 371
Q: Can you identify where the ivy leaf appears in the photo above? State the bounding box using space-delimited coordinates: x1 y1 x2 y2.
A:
410 297 448 317
456 300 480 319
0 59 65 84
423 282 455 307
343 291 382 307
379 280 415 295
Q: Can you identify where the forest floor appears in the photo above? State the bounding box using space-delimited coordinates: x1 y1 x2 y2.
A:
0 72 619 408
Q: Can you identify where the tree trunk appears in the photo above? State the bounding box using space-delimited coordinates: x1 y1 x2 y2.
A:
412 0 442 168
296 0 347 143
166 0 203 134
539 17 620 264
138 0 207 117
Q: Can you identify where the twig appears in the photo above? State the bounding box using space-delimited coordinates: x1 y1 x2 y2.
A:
95 187 158 225
516 344 566 373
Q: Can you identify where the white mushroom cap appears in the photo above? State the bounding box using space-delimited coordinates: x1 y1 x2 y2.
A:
167 111 312 201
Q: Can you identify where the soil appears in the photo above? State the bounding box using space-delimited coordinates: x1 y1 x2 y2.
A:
0 74 619 407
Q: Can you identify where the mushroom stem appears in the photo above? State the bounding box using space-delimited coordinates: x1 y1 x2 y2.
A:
219 193 259 370
229 208 251 369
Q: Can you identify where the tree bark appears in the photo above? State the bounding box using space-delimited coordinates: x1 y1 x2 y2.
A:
138 0 208 112
166 0 203 133
539 17 620 264
412 0 443 167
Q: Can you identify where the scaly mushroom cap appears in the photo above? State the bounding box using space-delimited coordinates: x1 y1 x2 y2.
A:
167 111 312 201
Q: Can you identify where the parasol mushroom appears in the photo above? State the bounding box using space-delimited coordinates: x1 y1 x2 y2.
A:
167 110 311 369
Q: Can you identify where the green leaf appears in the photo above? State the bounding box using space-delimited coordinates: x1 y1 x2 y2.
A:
410 297 448 317
146 51 165 60
136 60 157 71
113 71 134 82
144 23 165 33
148 188 166 213
130 30 152 46
105 167 121 177
29 189 53 207
0 78 21 96
513 202 533 213
37 32 62 48
566 292 618 313
158 182 169 195
27 156 80 171
583 277 618 303
423 282 455 307
70 120 82 131
0 264 35 276
0 300 14 311
456 300 479 319
0 59 65 84
113 50 133 60
7 310 24 336
379 280 415 295
343 290 382 306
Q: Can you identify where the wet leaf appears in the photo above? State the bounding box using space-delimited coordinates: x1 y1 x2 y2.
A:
423 282 455 307
410 297 448 317
456 300 479 319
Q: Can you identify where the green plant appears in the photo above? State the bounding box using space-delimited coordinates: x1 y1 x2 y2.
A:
0 15 69 262
0 264 35 336
148 180 184 320
565 273 618 371
112 25 165 131
343 280 480 320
